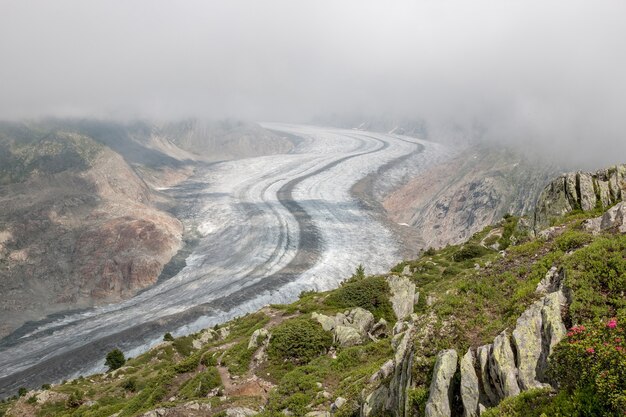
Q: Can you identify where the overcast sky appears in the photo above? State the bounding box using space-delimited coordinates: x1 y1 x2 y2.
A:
1 1 625 166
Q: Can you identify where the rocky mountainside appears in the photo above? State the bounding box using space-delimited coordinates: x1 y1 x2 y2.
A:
0 122 185 339
3 164 624 416
534 164 626 231
0 119 294 340
383 145 559 249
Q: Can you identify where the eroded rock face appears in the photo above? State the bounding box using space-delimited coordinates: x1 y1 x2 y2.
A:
425 349 458 417
387 275 417 321
534 164 626 232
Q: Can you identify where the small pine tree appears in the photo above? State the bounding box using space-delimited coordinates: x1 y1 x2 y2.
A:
353 264 365 280
105 348 126 371
163 332 174 342
17 387 27 397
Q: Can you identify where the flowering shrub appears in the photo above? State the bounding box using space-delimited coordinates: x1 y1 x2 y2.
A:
548 315 626 415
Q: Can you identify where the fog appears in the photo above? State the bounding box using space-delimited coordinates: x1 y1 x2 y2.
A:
1 0 625 167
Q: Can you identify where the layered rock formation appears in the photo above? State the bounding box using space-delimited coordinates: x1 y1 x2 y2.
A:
534 164 626 231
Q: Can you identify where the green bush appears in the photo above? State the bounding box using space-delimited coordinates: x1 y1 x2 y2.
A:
325 275 395 321
268 318 333 364
452 244 491 262
555 230 593 252
172 335 195 356
105 349 126 371
163 332 174 342
17 387 27 397
547 316 626 415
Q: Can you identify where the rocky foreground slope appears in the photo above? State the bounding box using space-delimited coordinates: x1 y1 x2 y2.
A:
2 165 624 416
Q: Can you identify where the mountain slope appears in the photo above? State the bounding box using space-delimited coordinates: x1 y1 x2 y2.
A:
0 122 184 339
383 144 559 249
2 164 624 416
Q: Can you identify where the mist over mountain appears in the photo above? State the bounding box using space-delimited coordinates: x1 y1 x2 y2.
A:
1 1 625 168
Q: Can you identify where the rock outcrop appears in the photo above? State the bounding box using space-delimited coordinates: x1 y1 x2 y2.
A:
424 269 568 415
584 201 626 234
489 331 520 399
387 275 417 321
362 316 417 417
312 307 375 347
424 349 458 417
248 328 270 349
534 164 626 232
460 349 480 417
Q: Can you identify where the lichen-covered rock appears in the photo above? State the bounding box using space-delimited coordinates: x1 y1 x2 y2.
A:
536 266 561 295
460 349 480 417
362 385 390 417
578 172 597 211
425 349 458 417
349 307 375 335
539 291 567 379
512 300 545 390
335 325 362 347
534 176 573 231
248 328 270 349
600 202 626 233
370 318 388 339
312 312 336 332
362 323 415 417
598 181 612 207
489 331 520 399
477 345 498 405
387 275 416 321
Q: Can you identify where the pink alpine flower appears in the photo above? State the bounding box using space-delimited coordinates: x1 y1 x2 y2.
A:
607 318 618 329
586 347 595 354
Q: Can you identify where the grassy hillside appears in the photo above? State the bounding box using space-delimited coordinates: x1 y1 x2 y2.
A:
1 203 624 417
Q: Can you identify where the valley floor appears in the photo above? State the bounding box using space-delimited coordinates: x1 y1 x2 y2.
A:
0 124 451 397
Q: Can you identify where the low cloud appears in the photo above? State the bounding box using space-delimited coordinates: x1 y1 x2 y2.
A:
1 0 625 167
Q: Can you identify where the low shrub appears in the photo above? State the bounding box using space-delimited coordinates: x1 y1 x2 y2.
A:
554 230 593 252
547 316 626 415
268 318 333 364
325 275 395 321
172 335 195 357
452 244 491 262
